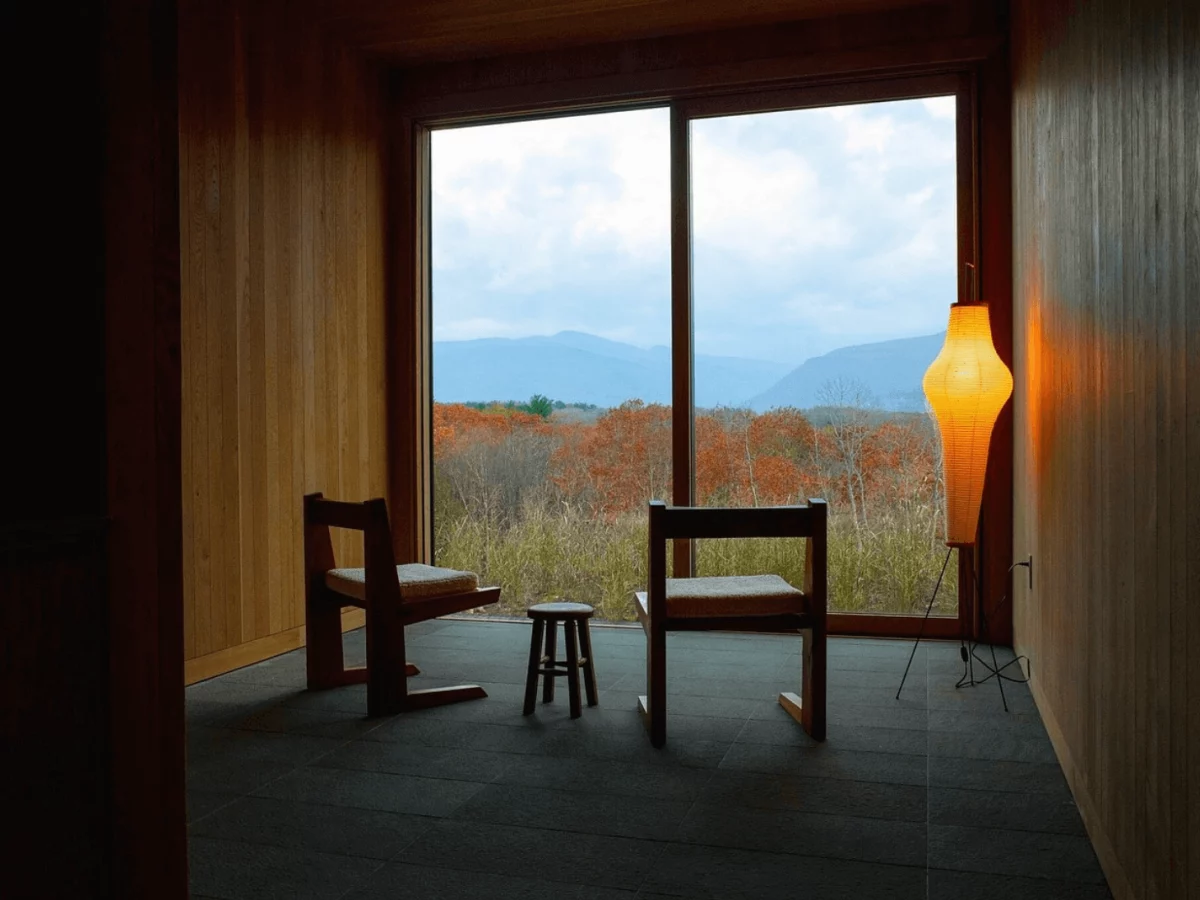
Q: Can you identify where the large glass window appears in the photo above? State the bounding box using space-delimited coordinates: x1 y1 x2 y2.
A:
690 97 959 617
425 80 974 632
430 109 671 620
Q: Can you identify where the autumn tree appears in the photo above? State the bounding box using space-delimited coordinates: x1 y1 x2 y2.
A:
815 377 877 548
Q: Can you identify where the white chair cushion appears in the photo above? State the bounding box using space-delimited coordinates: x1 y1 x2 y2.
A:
325 563 479 603
665 574 805 618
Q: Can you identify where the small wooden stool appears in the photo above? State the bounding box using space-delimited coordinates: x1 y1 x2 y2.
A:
523 602 598 718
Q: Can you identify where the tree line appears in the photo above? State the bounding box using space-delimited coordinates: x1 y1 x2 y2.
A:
433 382 956 620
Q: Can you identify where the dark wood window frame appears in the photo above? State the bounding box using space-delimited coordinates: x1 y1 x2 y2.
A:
389 47 1012 642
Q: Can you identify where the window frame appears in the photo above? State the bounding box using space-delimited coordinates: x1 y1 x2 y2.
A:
399 64 999 641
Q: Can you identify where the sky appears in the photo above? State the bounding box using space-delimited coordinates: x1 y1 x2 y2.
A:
431 96 957 367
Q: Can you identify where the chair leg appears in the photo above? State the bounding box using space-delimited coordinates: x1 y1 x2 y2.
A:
523 619 545 715
564 620 582 719
781 626 826 741
366 605 406 717
805 624 827 741
305 588 345 691
542 619 558 704
578 618 599 706
641 616 667 748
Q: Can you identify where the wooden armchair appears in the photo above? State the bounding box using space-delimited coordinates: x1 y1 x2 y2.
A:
303 492 500 716
635 499 827 747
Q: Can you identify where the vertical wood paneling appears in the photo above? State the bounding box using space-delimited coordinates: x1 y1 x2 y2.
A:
180 0 387 678
1011 2 1197 899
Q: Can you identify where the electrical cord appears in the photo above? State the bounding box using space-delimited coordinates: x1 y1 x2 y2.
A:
898 553 1033 708
955 559 1032 712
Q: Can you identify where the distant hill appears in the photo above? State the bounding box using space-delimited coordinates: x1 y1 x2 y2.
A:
748 332 944 412
433 331 789 408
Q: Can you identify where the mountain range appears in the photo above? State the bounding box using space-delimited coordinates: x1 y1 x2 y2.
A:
433 329 943 412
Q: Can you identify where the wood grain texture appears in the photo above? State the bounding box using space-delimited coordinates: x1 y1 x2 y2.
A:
315 0 952 64
105 0 187 893
392 2 1006 122
1011 2 1198 898
180 0 388 675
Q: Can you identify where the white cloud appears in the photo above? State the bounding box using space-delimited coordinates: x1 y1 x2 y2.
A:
922 95 957 119
430 96 958 363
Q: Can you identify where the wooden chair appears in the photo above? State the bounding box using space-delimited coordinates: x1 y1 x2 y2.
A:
303 492 500 716
635 499 827 748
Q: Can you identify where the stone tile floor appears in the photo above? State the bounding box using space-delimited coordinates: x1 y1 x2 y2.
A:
186 619 1112 900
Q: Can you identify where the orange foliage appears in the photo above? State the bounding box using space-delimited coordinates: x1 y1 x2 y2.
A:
434 400 937 517
433 403 548 457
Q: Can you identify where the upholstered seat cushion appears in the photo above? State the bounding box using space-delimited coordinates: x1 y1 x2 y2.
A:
325 563 479 604
665 574 805 618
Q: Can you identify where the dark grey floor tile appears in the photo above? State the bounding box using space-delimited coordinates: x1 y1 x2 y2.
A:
495 755 715 802
184 626 1109 900
699 770 926 822
827 639 928 658
928 729 1058 764
366 717 553 754
827 654 928 674
187 789 239 823
254 767 485 817
826 667 927 691
316 740 516 783
215 654 311 688
930 756 1071 795
929 824 1107 883
189 796 430 859
188 836 380 900
929 787 1086 834
187 756 296 796
641 843 926 900
280 685 370 714
675 803 926 866
640 675 789 701
452 782 693 840
927 683 1038 714
826 704 927 732
187 699 245 726
665 662 788 683
187 679 294 710
395 820 666 891
928 868 1114 899
719 743 928 786
215 705 380 740
347 863 638 900
660 693 764 720
539 727 731 769
927 707 1049 738
827 684 929 709
737 718 928 756
187 726 344 766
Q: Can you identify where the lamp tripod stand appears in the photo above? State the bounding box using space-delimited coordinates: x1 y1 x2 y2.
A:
896 549 1029 711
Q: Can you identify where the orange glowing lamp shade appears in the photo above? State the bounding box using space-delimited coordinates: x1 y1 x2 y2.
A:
923 302 1013 547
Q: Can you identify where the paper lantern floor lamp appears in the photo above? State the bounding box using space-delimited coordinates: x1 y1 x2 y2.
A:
897 281 1013 703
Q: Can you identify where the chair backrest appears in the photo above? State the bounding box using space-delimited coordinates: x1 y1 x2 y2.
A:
647 499 827 616
303 493 402 606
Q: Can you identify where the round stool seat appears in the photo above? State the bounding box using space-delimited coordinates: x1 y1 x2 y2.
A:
528 601 593 619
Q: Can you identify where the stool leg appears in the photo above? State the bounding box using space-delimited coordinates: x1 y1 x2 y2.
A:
564 619 582 719
523 619 545 716
542 619 557 703
578 618 598 707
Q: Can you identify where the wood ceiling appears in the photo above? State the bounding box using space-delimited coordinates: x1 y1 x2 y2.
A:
315 0 942 64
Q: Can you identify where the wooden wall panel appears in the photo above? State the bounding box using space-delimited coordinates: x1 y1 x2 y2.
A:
180 0 388 681
1011 2 1197 899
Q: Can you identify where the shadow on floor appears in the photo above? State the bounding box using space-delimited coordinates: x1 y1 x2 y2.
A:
186 619 1111 900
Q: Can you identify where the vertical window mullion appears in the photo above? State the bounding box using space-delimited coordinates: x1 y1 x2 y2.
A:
670 103 694 576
